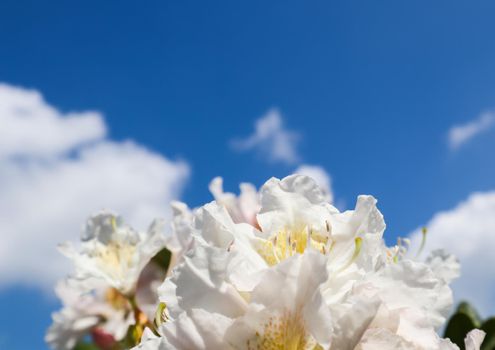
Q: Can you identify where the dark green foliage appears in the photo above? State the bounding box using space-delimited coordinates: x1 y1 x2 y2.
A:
457 302 482 328
481 318 495 350
444 301 495 350
444 313 477 349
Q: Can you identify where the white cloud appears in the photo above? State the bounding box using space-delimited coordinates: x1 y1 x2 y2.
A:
231 108 300 165
448 111 495 150
408 191 495 316
0 83 106 159
0 83 189 291
294 164 333 203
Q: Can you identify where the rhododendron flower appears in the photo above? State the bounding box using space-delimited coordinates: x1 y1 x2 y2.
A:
131 175 485 350
46 281 134 350
47 174 485 350
59 211 166 295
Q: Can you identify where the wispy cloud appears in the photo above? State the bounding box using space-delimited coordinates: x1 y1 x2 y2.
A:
0 83 189 291
0 83 106 159
231 108 300 165
448 111 495 150
408 191 495 316
231 108 335 202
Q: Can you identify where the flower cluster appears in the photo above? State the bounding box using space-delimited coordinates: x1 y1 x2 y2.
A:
47 175 485 350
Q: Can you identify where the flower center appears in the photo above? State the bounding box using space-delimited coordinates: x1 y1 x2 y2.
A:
246 309 322 350
255 227 330 266
94 240 136 280
104 287 129 309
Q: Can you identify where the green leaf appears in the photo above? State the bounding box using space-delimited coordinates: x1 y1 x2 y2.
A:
457 301 482 328
444 312 476 350
481 317 495 350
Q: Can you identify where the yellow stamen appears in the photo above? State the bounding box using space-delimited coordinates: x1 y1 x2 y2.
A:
351 237 362 262
247 309 320 350
110 216 117 231
104 287 128 309
255 223 332 265
154 302 168 328
415 227 428 258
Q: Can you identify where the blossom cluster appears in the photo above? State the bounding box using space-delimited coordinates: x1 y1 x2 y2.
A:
47 175 485 350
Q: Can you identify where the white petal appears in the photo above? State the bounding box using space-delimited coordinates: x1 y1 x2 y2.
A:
356 328 416 350
209 177 261 225
158 241 248 319
194 202 236 249
425 249 460 284
238 182 261 225
330 195 385 242
464 329 485 350
160 309 232 350
257 175 335 236
193 201 267 288
330 297 381 350
169 201 194 251
354 259 453 329
131 328 169 350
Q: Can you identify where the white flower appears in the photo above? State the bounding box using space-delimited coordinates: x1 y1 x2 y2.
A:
196 175 387 298
46 281 133 350
126 175 484 349
59 211 166 295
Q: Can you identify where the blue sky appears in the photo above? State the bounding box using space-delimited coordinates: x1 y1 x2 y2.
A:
1 1 495 349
